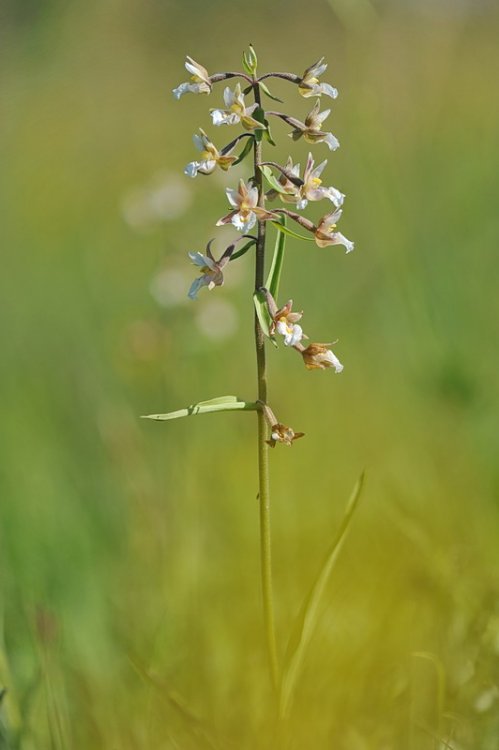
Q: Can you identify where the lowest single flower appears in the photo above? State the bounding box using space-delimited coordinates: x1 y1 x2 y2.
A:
298 343 344 373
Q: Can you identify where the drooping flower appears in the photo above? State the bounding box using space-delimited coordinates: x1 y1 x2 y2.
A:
187 240 234 300
296 153 344 210
184 129 237 178
217 179 274 233
299 343 344 373
266 423 305 448
314 208 354 252
298 58 338 100
210 84 263 130
289 100 339 151
173 57 211 99
270 299 306 346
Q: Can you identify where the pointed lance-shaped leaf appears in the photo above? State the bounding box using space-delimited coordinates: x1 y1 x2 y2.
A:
266 215 287 300
270 220 315 242
142 396 258 421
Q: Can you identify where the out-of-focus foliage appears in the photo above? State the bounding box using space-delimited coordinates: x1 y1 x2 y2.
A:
1 0 499 747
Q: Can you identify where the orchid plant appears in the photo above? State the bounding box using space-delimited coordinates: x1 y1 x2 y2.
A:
145 47 361 715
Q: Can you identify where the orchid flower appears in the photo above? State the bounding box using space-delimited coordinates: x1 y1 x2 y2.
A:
298 343 344 373
266 422 305 448
290 99 339 151
217 179 273 233
314 208 354 252
298 57 338 100
184 128 237 178
296 153 344 209
210 84 262 130
269 298 306 347
173 57 211 99
187 240 234 300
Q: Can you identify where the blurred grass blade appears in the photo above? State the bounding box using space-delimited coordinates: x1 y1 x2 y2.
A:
279 472 365 719
271 221 314 242
412 651 446 743
266 216 286 300
142 396 258 421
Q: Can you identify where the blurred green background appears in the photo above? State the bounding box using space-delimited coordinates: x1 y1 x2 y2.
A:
1 0 499 747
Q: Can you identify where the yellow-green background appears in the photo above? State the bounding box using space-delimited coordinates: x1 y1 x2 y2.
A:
1 0 499 747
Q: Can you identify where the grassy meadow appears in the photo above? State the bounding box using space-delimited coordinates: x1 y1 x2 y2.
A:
1 0 499 747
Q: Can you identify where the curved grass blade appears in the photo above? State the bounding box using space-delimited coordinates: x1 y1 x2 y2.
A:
279 472 365 719
142 396 258 421
271 220 314 242
265 216 286 300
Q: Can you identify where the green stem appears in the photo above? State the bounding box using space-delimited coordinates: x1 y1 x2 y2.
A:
253 81 279 693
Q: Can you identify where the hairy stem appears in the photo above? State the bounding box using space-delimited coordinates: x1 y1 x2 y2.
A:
253 81 279 694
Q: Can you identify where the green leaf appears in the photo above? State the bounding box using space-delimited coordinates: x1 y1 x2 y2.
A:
260 165 288 194
266 216 286 300
232 136 254 166
229 239 255 262
259 80 283 103
263 122 276 146
279 473 365 719
253 289 277 347
271 220 314 242
142 396 258 421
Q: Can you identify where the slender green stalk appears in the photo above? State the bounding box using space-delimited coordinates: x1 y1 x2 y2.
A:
253 81 279 693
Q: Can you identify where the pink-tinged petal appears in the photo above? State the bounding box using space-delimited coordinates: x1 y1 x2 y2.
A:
231 211 257 233
312 158 328 178
172 82 192 99
226 187 240 208
331 232 354 253
188 252 216 270
211 109 238 126
197 159 217 174
318 83 338 99
246 186 259 208
315 108 331 127
188 275 208 300
184 161 200 178
223 86 233 108
216 210 238 226
325 187 345 207
193 133 204 151
324 132 340 151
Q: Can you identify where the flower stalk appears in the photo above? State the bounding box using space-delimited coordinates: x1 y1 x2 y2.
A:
252 80 280 693
161 47 355 702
